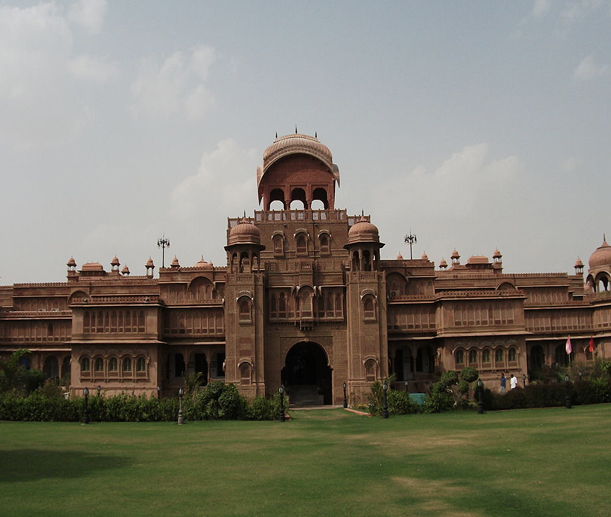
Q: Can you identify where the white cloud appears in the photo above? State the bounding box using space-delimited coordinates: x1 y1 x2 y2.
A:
561 156 582 171
131 46 217 119
574 55 608 81
560 0 606 25
532 0 552 17
0 2 112 149
67 54 117 81
369 143 528 265
67 0 108 34
0 3 82 148
169 139 258 264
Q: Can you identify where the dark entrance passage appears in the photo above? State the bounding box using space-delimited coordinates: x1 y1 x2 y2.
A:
282 342 332 405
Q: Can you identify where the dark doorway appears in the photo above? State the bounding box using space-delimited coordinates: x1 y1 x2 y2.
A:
282 342 332 405
194 354 208 385
44 356 59 382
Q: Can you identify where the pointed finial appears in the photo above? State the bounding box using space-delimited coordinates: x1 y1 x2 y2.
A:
275 132 278 138
295 125 298 134
315 131 318 138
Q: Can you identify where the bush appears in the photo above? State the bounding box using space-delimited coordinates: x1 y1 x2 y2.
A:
248 395 281 421
487 378 611 411
387 390 422 415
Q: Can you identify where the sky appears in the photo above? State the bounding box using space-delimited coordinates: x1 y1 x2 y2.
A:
0 0 609 285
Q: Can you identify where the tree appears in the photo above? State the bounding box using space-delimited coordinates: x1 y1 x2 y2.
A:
0 349 46 395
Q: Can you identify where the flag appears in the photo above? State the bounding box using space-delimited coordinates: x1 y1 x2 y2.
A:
589 337 595 353
565 337 572 355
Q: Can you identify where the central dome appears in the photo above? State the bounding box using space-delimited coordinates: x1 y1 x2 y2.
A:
262 134 333 175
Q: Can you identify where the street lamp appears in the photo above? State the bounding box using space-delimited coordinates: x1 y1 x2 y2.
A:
382 379 389 419
565 374 572 409
343 382 347 408
477 379 484 414
279 385 286 422
157 236 170 269
157 385 161 399
177 387 185 425
97 385 101 397
522 374 526 389
82 387 90 425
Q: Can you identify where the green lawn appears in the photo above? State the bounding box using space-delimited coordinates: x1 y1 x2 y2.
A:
1 405 610 517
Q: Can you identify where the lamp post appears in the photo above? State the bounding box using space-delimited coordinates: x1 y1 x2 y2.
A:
404 232 417 260
157 236 170 269
382 379 389 419
82 387 90 425
157 385 161 399
477 379 484 414
177 387 185 425
522 374 526 389
565 374 572 409
279 385 286 422
343 382 347 408
97 385 101 397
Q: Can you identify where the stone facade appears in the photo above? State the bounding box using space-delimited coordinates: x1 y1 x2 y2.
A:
2 133 611 405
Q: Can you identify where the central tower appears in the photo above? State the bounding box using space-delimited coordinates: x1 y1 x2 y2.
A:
257 133 340 210
225 132 387 405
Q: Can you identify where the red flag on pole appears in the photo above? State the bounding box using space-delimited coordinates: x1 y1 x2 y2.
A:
589 337 595 353
565 337 572 355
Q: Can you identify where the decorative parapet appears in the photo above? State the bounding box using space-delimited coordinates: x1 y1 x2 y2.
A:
71 295 160 305
436 289 525 299
2 310 72 318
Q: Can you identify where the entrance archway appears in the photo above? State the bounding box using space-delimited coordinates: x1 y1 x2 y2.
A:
282 342 332 405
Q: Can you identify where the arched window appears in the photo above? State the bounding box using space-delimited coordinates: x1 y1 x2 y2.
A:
136 357 146 372
468 349 478 365
296 234 307 254
482 349 491 364
363 296 375 320
238 298 251 322
278 292 287 317
299 289 313 318
240 363 251 385
508 348 517 363
108 358 118 372
80 357 90 372
495 349 504 365
273 235 284 255
123 357 132 372
320 234 330 254
94 357 104 372
364 359 377 381
455 350 465 368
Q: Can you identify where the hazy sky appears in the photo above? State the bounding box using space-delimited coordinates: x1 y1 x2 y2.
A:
1 0 609 285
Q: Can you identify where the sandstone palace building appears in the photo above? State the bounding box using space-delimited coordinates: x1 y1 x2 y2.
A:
2 133 611 405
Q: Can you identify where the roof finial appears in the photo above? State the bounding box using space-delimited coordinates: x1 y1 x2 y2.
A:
605 233 607 242
315 131 318 138
295 125 298 134
275 132 278 139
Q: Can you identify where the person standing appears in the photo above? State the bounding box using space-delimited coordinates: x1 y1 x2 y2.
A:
510 374 518 389
500 373 506 393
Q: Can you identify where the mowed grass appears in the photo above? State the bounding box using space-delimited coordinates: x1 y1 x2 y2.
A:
1 405 610 517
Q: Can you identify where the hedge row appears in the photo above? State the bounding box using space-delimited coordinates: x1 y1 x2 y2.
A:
0 382 282 422
483 378 611 411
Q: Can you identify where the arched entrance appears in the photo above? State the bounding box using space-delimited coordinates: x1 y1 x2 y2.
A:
282 342 332 405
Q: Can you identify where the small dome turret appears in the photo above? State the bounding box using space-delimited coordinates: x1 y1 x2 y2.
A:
228 218 261 246
347 217 380 245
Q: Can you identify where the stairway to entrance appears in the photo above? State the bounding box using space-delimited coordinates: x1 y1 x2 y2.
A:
288 385 324 407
